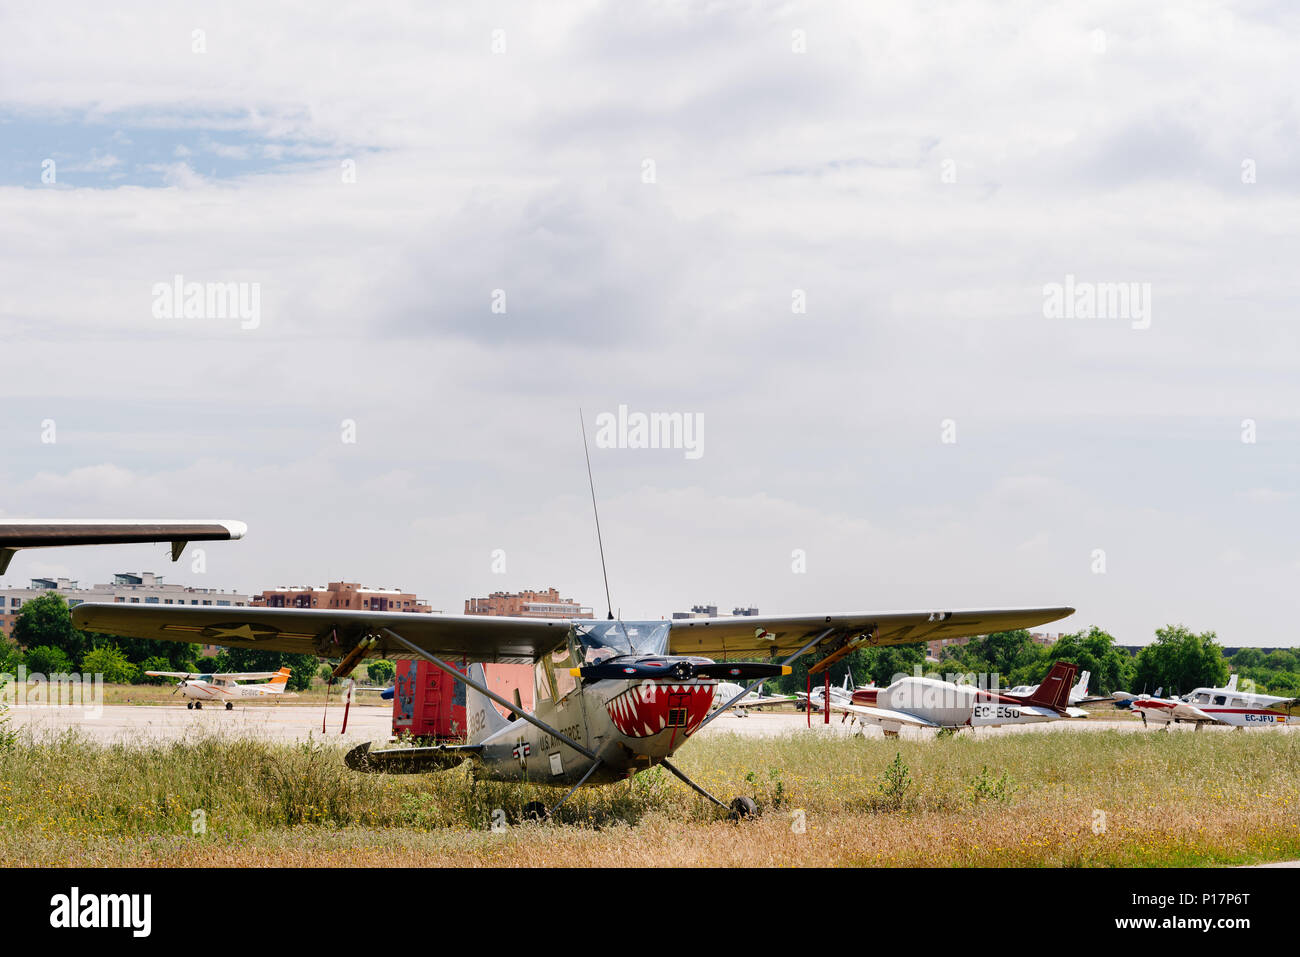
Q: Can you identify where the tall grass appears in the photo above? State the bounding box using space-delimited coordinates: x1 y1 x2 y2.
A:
1 727 1298 866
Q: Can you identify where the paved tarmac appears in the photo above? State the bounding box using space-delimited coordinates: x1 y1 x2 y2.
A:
11 702 1288 745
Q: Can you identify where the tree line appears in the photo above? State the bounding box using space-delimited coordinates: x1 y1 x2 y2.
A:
775 624 1270 698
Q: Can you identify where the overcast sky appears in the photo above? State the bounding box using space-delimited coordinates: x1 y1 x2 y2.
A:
1 1 1296 645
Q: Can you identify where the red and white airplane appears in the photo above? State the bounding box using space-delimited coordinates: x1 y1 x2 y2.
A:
834 661 1087 734
1114 675 1295 728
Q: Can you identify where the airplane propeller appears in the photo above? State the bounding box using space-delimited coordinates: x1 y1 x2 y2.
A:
572 660 790 682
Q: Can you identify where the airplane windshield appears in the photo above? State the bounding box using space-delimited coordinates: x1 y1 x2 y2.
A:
573 620 670 663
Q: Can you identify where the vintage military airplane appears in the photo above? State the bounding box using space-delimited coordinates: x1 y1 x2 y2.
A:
72 601 1074 817
0 519 246 573
145 666 294 709
832 660 1088 735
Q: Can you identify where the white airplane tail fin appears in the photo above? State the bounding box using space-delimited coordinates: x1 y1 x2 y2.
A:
1227 674 1239 692
1072 670 1091 701
466 663 512 745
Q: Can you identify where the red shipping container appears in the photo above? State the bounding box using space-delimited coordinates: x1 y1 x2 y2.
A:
392 659 467 742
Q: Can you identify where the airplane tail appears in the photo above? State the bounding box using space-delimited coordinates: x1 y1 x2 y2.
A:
465 663 512 745
266 667 292 692
1227 674 1238 692
1072 670 1091 701
1024 662 1078 712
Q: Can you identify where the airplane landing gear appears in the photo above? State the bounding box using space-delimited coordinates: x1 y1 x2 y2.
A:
194 702 203 710
727 796 757 821
521 800 549 822
225 702 233 711
186 702 193 710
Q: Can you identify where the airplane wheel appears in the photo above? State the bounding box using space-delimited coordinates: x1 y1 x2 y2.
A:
225 702 233 711
521 800 549 822
727 796 757 821
195 702 203 710
186 702 194 710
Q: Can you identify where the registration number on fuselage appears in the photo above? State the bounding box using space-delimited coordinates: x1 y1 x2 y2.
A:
974 705 1021 720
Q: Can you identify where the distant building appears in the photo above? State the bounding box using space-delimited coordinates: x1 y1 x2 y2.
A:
464 588 592 619
253 581 435 613
0 572 251 641
463 588 593 711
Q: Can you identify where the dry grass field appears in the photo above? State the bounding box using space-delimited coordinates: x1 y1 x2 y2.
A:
1 723 1297 866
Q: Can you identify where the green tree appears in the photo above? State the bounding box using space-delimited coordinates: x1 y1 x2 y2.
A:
0 638 25 674
1027 626 1135 696
366 659 395 685
938 630 1048 688
11 594 86 664
214 648 318 692
82 645 140 684
1133 625 1228 696
24 645 74 675
138 657 174 683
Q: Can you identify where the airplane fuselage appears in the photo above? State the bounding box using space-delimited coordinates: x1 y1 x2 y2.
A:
474 671 719 785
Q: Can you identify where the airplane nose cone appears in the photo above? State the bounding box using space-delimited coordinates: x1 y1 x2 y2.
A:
605 681 715 756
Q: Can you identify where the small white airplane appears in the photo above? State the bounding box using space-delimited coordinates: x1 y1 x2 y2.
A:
146 667 295 710
1114 675 1295 729
796 673 856 712
833 661 1087 735
708 681 795 716
1006 669 1098 706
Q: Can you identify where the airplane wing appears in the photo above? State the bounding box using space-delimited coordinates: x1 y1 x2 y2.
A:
211 672 283 682
836 703 942 729
71 603 572 664
1168 702 1217 722
143 670 196 678
741 694 798 708
668 606 1074 660
0 519 246 573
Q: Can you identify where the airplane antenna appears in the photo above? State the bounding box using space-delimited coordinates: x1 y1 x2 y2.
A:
579 409 615 620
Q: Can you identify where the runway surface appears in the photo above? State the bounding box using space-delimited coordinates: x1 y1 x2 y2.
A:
10 702 1284 744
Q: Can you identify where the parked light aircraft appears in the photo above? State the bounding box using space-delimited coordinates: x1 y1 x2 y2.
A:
0 519 246 573
1114 675 1295 728
1006 670 1100 706
74 601 1075 816
796 672 855 712
145 666 295 709
708 681 795 716
833 661 1087 735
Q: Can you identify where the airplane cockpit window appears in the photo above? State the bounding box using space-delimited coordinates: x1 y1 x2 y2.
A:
1192 693 1211 704
573 620 670 663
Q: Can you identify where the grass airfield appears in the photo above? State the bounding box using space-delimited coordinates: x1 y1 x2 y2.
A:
2 699 1299 866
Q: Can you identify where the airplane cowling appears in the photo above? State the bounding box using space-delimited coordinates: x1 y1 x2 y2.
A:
605 682 715 739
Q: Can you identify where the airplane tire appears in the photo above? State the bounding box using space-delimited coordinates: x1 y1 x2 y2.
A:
186 702 193 710
225 702 233 711
727 796 757 821
195 702 202 710
521 800 549 822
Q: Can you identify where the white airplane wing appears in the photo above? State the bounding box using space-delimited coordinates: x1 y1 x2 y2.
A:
1169 702 1217 722
837 703 941 729
144 670 197 678
0 519 246 574
211 672 283 682
1015 705 1089 719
